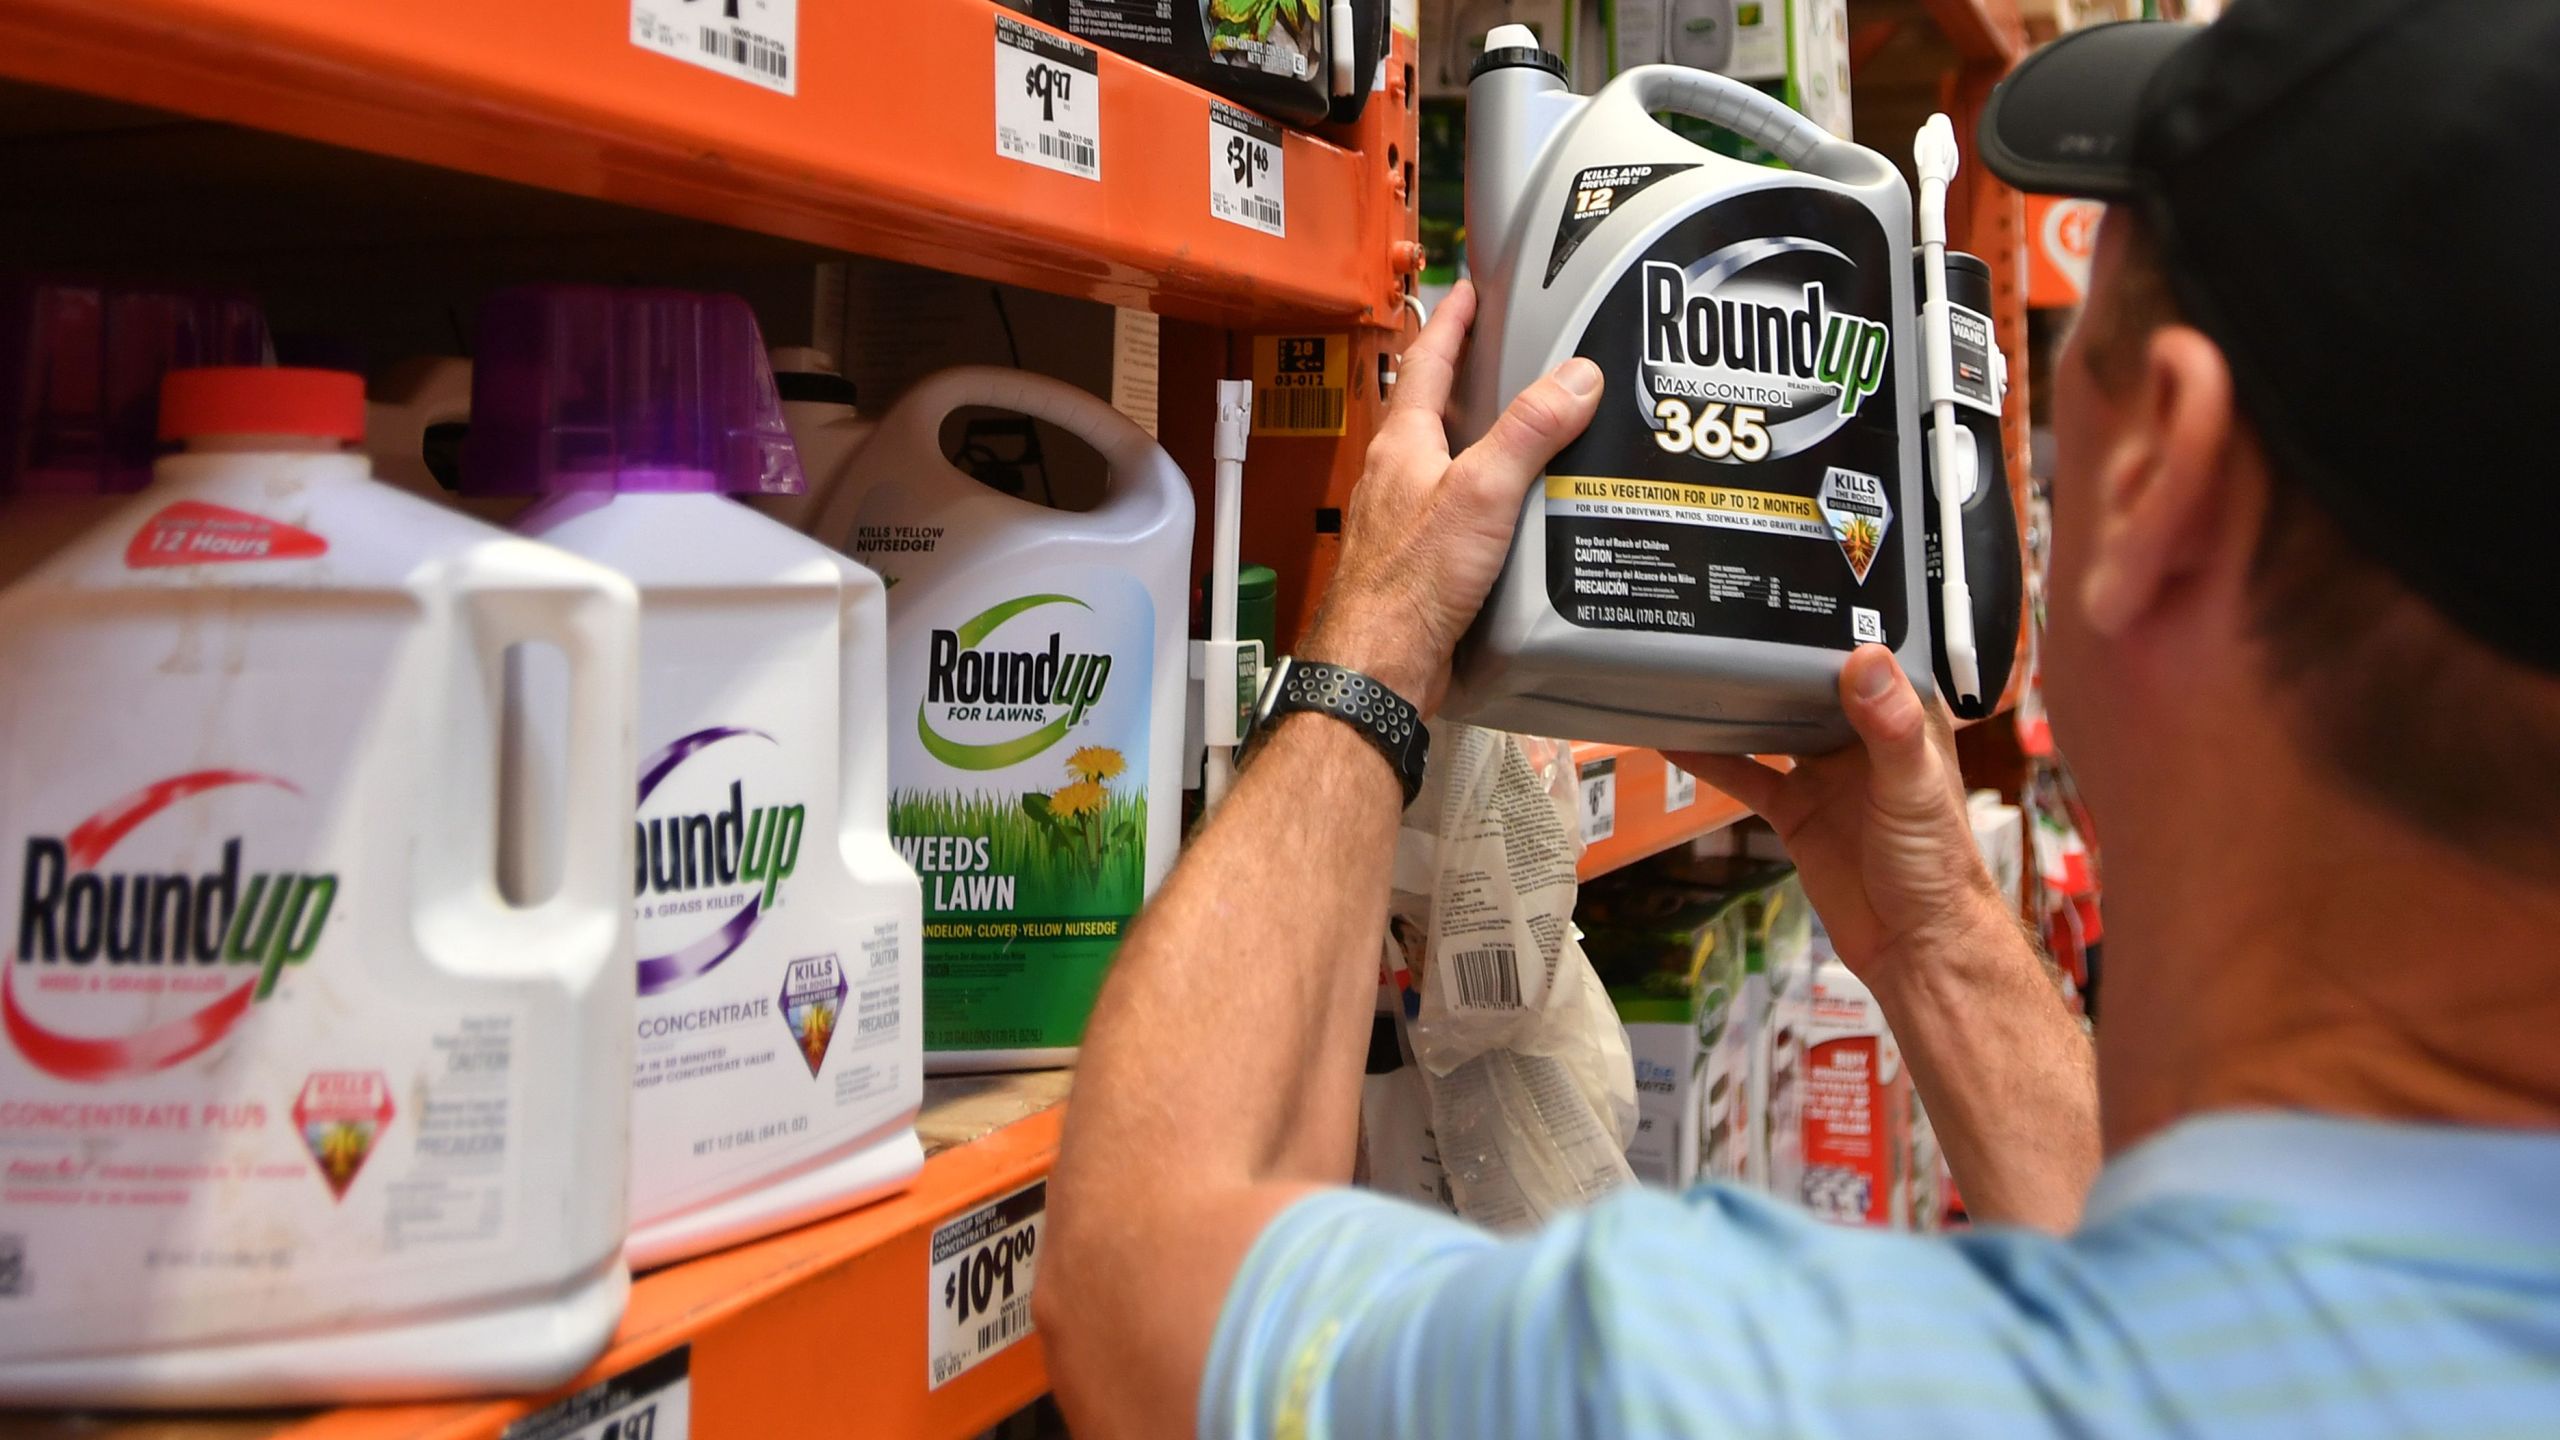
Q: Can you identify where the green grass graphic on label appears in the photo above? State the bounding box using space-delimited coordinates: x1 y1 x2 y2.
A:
902 745 1144 1052
890 791 1146 916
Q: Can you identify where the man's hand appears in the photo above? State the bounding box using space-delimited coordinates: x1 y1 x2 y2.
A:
1301 279 1603 715
1676 647 2101 1231
1671 646 2013 986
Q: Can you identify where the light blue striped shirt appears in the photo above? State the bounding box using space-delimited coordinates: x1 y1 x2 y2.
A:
1203 1113 2560 1437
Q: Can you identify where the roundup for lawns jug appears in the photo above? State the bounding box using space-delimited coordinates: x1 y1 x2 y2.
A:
815 367 1192 1072
1445 25 1934 754
0 280 271 587
464 286 923 1270
0 367 640 1406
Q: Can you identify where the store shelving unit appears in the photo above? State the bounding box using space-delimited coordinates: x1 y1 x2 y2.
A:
0 1 2029 1433
0 0 1409 330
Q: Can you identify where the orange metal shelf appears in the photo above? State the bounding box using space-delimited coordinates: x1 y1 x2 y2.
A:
1574 744 1753 881
0 0 1403 330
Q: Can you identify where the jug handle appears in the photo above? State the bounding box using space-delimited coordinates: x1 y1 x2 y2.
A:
432 551 639 978
1612 65 1841 173
812 366 1171 540
836 558 895 835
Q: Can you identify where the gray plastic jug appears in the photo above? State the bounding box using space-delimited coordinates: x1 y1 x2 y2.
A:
1444 26 1933 754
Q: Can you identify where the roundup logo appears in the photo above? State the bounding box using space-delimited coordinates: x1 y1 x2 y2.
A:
634 727 805 997
922 594 1112 770
5 770 333 1083
1637 238 1893 461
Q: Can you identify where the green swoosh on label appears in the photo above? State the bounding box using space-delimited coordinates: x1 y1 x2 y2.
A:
922 593 1094 770
957 593 1085 649
919 703 1073 770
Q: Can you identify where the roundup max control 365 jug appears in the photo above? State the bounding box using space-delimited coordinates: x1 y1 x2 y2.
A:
1445 26 1935 754
0 368 641 1407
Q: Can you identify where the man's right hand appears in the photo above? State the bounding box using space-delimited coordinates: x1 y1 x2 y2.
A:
1670 646 2017 988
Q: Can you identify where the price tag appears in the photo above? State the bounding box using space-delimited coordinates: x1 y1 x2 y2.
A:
1209 101 1285 237
1578 755 1618 844
995 17 1101 181
630 0 794 94
503 1348 691 1440
928 1179 1045 1390
1664 761 1697 813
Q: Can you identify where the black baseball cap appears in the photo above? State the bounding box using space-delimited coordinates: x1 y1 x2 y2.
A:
1980 0 2560 674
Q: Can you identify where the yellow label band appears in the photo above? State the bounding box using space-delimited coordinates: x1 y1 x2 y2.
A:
1546 474 1821 521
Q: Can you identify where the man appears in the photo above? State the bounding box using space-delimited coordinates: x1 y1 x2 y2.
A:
1040 1 2560 1433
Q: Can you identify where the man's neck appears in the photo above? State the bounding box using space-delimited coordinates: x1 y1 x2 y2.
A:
2097 740 2560 1154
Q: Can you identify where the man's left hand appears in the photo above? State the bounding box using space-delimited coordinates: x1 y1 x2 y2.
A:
1301 279 1604 716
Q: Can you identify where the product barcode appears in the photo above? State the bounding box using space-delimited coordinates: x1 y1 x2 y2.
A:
1038 131 1096 169
976 1297 1032 1354
700 25 789 80
1452 946 1522 1008
1243 195 1282 227
1254 388 1344 432
0 1235 23 1297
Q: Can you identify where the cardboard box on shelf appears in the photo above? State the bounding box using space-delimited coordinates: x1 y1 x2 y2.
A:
1582 855 1805 1192
1580 879 1750 1189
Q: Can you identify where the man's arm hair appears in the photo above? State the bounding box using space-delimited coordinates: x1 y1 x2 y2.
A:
1039 713 1405 1438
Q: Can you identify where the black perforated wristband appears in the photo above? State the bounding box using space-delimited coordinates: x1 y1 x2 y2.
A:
1253 658 1428 807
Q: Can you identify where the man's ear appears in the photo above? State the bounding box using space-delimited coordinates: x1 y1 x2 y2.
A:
2077 325 2245 638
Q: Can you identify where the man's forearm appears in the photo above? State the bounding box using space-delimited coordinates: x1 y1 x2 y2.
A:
1872 902 2100 1231
1060 711 1403 1196
1041 712 1408 1439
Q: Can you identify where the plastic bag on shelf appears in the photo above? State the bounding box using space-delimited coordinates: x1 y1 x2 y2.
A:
1389 724 1637 1229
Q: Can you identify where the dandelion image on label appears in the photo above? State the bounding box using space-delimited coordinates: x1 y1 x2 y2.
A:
1067 746 1126 781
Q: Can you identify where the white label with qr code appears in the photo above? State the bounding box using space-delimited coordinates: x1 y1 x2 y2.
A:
996 17 1100 181
1852 607 1885 644
1209 102 1285 237
631 0 794 94
1578 755 1617 844
929 1180 1044 1389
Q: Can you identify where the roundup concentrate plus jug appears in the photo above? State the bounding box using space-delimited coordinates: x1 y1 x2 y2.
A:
1446 26 1952 753
815 368 1192 1072
462 287 924 1271
0 368 641 1406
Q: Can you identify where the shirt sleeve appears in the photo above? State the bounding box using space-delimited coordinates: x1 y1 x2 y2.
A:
1198 1182 2145 1440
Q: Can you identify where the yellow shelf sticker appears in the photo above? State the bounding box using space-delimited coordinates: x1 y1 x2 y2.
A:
1251 334 1349 436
